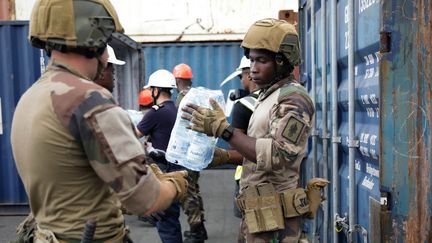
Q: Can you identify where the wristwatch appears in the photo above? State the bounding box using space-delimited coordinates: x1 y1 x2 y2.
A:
221 125 235 141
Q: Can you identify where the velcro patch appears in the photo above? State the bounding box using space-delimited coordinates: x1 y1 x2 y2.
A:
282 116 305 144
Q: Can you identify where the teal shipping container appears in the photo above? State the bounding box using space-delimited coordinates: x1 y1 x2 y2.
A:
298 0 431 242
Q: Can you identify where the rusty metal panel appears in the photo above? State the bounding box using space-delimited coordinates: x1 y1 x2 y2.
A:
379 0 432 242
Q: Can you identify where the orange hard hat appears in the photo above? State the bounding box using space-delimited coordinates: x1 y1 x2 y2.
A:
138 89 153 106
172 63 193 79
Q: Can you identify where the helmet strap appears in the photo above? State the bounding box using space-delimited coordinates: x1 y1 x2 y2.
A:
274 53 293 83
151 87 161 105
93 45 110 80
94 55 106 81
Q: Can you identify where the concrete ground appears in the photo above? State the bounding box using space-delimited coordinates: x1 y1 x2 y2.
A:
0 169 241 243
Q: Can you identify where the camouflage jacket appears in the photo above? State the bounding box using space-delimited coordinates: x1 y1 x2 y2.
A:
240 77 315 194
11 61 160 240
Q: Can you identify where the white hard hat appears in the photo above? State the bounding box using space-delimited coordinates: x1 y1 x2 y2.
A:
107 45 125 65
220 56 251 87
144 69 177 89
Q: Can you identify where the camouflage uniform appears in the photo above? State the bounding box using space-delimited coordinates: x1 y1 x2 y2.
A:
181 170 205 227
176 91 207 239
238 77 315 243
11 61 160 242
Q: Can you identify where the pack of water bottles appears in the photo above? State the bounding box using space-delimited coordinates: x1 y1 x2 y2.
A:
166 87 225 171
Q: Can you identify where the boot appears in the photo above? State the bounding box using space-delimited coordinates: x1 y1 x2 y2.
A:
183 223 208 243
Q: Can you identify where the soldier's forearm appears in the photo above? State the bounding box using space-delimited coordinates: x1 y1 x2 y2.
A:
227 150 244 165
228 129 257 163
144 180 177 215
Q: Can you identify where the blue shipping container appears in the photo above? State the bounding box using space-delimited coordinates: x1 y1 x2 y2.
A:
0 21 46 214
142 42 244 101
299 0 431 242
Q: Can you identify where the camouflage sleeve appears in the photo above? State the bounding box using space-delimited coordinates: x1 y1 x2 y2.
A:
61 88 160 214
255 92 315 172
83 106 160 214
50 71 160 214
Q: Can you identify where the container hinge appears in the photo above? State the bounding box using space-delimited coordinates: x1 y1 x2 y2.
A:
335 214 368 243
311 129 320 137
379 32 391 53
332 136 341 143
335 214 349 234
348 139 359 148
352 224 368 243
321 133 330 139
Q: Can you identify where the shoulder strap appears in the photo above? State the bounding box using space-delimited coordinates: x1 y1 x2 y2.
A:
238 95 258 112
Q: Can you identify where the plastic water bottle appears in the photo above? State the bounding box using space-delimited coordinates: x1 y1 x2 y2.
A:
126 109 145 143
126 109 144 126
166 87 225 171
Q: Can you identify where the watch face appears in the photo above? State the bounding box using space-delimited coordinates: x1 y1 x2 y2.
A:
222 130 230 139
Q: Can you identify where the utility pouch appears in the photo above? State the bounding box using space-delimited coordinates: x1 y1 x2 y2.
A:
280 188 310 218
241 183 285 233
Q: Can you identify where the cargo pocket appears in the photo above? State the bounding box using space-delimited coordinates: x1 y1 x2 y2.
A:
261 195 285 230
260 206 279 231
245 209 260 233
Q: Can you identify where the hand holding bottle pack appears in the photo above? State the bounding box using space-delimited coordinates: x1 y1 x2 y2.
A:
166 87 225 171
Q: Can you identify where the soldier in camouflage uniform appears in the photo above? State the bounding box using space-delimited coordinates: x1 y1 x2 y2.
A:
172 63 208 243
11 1 188 242
183 18 327 243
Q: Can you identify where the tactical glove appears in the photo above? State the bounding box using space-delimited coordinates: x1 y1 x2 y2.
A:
190 99 229 137
207 147 230 168
305 178 329 219
150 164 189 202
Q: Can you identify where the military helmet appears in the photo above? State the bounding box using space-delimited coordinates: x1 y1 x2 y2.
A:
29 0 123 53
241 18 301 66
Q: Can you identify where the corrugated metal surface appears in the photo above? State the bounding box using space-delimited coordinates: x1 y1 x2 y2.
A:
109 33 145 110
0 21 45 212
15 0 297 42
299 0 380 242
142 42 244 100
380 1 431 242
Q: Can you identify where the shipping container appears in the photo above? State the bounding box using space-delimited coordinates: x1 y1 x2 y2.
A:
14 0 297 42
298 0 431 242
142 41 244 104
0 21 43 215
109 32 145 110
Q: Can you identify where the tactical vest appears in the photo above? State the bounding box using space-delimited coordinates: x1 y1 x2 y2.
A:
237 81 327 233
